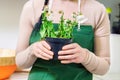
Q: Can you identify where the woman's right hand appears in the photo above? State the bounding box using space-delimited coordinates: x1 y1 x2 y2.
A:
30 40 54 60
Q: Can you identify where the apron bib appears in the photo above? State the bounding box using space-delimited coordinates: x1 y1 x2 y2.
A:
28 23 94 80
28 0 94 80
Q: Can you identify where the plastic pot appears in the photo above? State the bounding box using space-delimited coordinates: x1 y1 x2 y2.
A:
45 37 72 60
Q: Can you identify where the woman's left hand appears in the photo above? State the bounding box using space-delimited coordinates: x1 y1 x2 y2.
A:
58 43 87 64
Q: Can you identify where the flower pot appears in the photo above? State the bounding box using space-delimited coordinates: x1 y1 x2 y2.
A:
45 37 72 60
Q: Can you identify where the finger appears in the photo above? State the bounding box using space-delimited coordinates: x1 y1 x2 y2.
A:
34 50 49 60
40 46 54 56
62 43 78 50
58 48 77 55
32 42 53 60
41 52 53 59
38 43 53 56
37 54 50 60
42 41 51 50
61 59 75 64
35 47 53 59
58 54 77 60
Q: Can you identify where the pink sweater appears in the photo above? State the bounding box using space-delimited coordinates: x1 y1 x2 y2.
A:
16 0 110 75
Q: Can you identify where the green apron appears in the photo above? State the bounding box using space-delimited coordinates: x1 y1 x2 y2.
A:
28 23 94 80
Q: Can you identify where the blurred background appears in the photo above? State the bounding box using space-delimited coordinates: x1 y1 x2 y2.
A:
0 0 120 80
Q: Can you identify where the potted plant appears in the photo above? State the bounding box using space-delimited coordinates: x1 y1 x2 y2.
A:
39 6 80 60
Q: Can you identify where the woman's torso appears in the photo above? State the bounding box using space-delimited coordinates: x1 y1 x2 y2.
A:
28 1 95 80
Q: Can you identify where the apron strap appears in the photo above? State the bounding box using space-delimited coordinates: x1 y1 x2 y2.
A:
48 0 53 13
34 0 49 30
78 0 81 13
45 0 49 5
37 0 49 26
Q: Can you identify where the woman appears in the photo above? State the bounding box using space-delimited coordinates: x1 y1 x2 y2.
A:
16 0 110 80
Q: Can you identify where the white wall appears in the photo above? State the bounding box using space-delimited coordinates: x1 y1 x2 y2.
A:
97 0 120 74
110 34 120 73
0 0 27 49
98 0 120 26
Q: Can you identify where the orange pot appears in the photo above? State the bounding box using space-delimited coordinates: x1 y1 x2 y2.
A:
0 49 17 80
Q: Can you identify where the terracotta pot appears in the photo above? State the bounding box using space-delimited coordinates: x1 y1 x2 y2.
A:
45 37 72 60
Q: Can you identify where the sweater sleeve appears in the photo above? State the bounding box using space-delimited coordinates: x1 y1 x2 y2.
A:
16 0 46 69
82 4 110 75
15 1 37 69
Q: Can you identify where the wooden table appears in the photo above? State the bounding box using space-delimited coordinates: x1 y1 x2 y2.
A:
7 72 29 80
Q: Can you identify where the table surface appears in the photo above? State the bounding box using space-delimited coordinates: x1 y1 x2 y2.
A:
7 72 29 80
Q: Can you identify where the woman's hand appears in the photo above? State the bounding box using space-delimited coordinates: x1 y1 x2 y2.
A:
58 43 88 64
30 40 54 60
